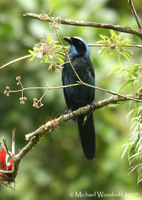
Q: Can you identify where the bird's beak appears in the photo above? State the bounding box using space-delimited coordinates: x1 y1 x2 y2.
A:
63 37 72 44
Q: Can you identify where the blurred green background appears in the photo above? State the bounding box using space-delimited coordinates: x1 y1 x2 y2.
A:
0 0 142 199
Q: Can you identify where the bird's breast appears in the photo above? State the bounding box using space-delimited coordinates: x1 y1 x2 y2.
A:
62 56 95 109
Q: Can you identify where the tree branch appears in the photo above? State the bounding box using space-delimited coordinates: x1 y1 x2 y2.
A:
0 55 31 70
0 93 141 183
25 94 142 140
23 13 142 39
88 43 142 48
128 0 142 30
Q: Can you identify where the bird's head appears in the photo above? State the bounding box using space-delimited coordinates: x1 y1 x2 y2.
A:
63 36 90 59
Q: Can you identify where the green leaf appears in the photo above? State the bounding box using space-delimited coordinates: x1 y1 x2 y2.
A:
96 40 107 44
110 30 115 37
137 167 142 184
47 33 51 41
121 145 129 159
129 164 142 175
129 152 142 164
119 51 131 60
99 34 108 41
28 50 34 55
56 52 65 59
108 66 121 76
56 57 64 64
129 70 138 78
117 33 123 39
50 40 59 44
48 61 54 70
128 109 139 122
118 79 134 91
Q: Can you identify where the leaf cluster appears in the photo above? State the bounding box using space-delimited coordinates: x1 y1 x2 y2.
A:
100 32 142 182
28 34 68 72
121 102 142 184
122 123 142 183
109 63 142 92
97 30 132 60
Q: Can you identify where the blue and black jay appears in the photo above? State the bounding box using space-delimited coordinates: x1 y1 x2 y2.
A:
62 36 95 160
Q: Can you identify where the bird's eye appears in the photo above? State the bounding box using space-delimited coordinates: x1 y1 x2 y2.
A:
78 41 83 46
78 41 82 45
76 41 86 55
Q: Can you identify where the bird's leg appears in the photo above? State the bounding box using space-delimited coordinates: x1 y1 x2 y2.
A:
90 101 96 111
65 108 76 120
83 102 95 126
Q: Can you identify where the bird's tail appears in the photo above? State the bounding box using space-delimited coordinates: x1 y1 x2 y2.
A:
77 113 95 160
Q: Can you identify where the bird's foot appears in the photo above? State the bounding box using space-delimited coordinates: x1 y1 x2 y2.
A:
65 109 72 114
83 102 95 126
65 109 76 119
90 101 96 111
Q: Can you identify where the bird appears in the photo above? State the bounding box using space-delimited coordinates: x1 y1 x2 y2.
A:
62 36 95 160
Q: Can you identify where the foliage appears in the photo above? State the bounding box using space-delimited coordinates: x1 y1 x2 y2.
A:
122 104 142 184
97 30 132 60
109 63 142 92
97 31 142 183
104 34 142 182
28 34 67 73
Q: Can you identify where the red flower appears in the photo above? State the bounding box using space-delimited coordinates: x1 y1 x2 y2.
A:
0 146 14 181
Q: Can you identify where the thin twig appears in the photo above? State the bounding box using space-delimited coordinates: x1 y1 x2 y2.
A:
0 138 13 162
23 13 142 39
0 55 31 70
0 169 14 174
81 83 142 102
2 138 9 154
88 43 142 48
1 43 142 71
128 0 142 30
12 129 16 155
7 81 142 103
8 83 80 93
